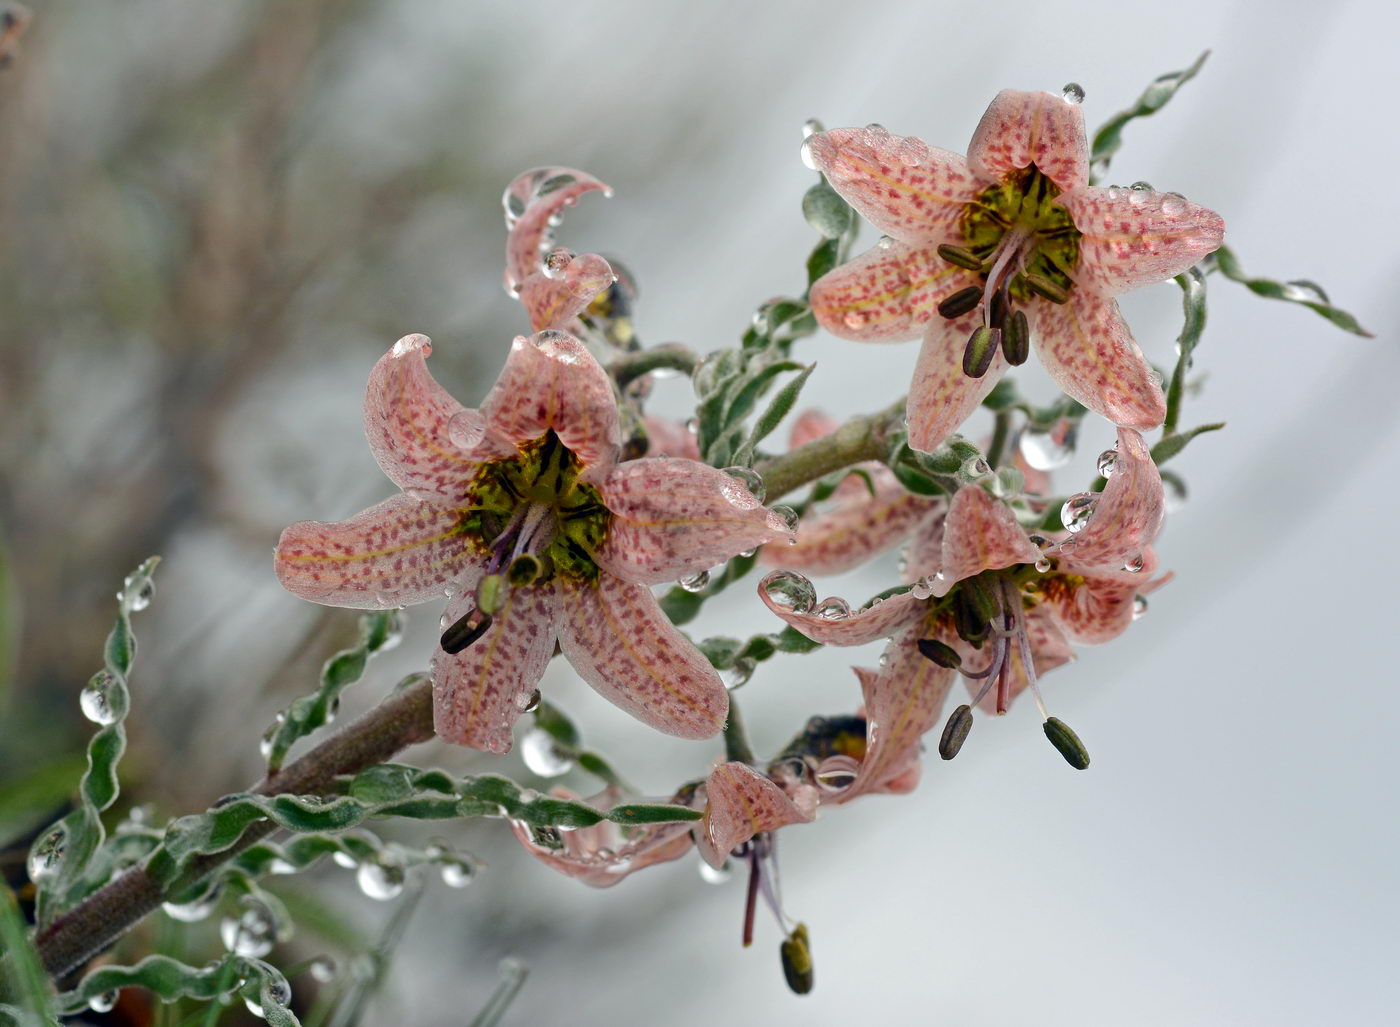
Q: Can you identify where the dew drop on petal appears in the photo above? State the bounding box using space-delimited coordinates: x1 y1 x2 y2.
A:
542 247 572 279
356 856 407 901
1096 449 1118 479
800 138 818 171
517 688 542 713
909 577 934 601
1019 424 1076 470
391 333 430 359
1062 82 1085 104
875 235 894 250
813 596 851 620
1161 192 1187 216
1028 534 1053 551
770 505 800 535
865 122 887 134
448 410 488 451
1132 595 1149 620
27 828 65 881
88 991 118 1014
843 310 864 330
699 859 733 885
521 727 575 778
1034 557 1052 573
678 569 710 593
1130 180 1153 192
760 570 816 615
80 669 121 725
1123 553 1145 573
720 466 766 507
1060 493 1097 533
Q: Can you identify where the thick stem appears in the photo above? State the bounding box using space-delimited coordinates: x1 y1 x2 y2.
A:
722 698 757 767
985 410 1011 469
33 677 436 981
606 345 699 388
755 398 905 502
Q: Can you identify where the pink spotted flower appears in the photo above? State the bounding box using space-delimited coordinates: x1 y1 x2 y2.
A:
805 90 1224 452
760 427 1171 766
275 330 793 752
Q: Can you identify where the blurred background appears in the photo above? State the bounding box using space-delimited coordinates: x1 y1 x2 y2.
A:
1 0 1395 1024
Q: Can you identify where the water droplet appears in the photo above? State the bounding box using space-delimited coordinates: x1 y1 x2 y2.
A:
1131 180 1153 192
815 767 858 791
119 573 155 611
724 658 755 690
909 577 935 601
448 410 488 451
79 669 122 725
760 570 816 615
699 859 732 885
391 333 431 359
720 466 766 507
813 596 851 620
843 310 864 329
1096 448 1118 478
440 858 476 889
1123 553 1145 572
678 569 710 593
356 855 407 901
1161 192 1187 216
684 417 699 436
259 714 284 760
1034 557 1052 573
518 688 542 713
1060 493 1097 533
219 899 276 958
876 235 895 250
802 118 823 139
542 247 572 279
739 546 758 559
332 851 358 869
1282 279 1329 303
88 991 118 1013
1061 82 1085 104
1019 423 1076 470
523 824 564 851
27 828 65 881
865 122 887 134
307 956 338 984
799 138 818 171
1132 595 1149 620
521 727 575 778
960 455 991 479
878 651 890 667
770 505 800 534
1028 534 1053 550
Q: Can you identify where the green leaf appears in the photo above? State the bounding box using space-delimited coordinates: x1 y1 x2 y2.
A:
806 236 841 285
737 363 815 463
1211 245 1373 337
55 954 299 1025
802 182 854 239
0 883 53 1021
1152 422 1225 465
1090 51 1210 182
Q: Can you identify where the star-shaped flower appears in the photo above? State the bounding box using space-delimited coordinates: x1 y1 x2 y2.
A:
805 90 1224 452
760 428 1170 764
275 330 793 752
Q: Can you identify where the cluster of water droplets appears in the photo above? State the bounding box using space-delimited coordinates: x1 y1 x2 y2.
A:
118 570 155 612
520 726 575 777
502 169 585 232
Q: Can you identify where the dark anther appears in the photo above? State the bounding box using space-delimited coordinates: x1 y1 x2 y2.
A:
1002 309 1030 366
440 608 493 655
939 704 974 760
937 285 983 320
506 553 543 587
962 326 997 378
780 923 815 995
917 638 962 669
1043 717 1090 770
936 244 984 272
988 286 1008 330
953 595 989 646
1023 273 1069 304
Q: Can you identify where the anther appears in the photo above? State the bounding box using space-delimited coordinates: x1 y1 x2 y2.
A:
938 704 974 760
780 923 815 995
506 553 543 587
1023 273 1069 304
1042 717 1090 769
440 608 493 655
477 574 504 615
1002 309 1030 366
937 285 983 320
917 638 962 669
936 244 984 272
962 326 998 378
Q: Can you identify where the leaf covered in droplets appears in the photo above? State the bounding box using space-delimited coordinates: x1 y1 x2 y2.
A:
55 954 298 1025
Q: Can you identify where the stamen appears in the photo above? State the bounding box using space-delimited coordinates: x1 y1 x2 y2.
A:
1002 310 1030 366
936 243 984 271
477 573 504 615
1023 273 1069 304
742 844 761 949
780 923 815 995
938 704 974 760
980 226 1031 320
937 285 983 320
1043 717 1090 769
966 638 1008 709
962 326 998 378
916 638 961 669
440 608 493 655
507 553 543 587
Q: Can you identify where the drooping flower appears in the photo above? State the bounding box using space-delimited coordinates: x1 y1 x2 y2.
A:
805 90 1224 452
760 427 1170 765
275 330 794 752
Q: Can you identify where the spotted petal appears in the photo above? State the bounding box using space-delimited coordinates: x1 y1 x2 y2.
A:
517 252 615 332
595 459 795 585
557 574 728 739
1030 291 1166 431
480 331 622 474
1041 556 1171 645
643 415 700 460
760 584 925 647
810 240 967 343
901 509 947 583
967 89 1088 191
806 127 978 244
907 312 1009 453
696 762 816 868
1059 185 1224 296
432 584 559 753
275 493 479 609
504 167 610 291
364 335 505 499
1057 427 1164 569
933 486 1041 594
765 483 938 576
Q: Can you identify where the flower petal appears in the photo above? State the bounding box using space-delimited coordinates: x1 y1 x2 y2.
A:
517 252 615 332
906 314 1009 453
764 484 939 576
643 415 701 460
1058 185 1225 296
1056 427 1164 569
1040 554 1171 645
697 762 815 868
480 331 622 473
759 585 925 647
810 241 967 343
275 493 478 609
557 573 728 739
842 623 955 801
901 508 947 583
364 335 504 498
806 127 978 244
595 459 795 584
432 583 559 754
934 486 1041 593
788 409 841 450
504 166 610 292
967 89 1088 191
1030 291 1166 430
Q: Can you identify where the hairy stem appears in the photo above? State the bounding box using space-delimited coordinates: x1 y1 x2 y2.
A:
755 397 905 501
985 410 1012 469
606 345 699 388
33 678 436 981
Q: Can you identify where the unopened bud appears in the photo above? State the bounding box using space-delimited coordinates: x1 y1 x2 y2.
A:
1043 716 1090 769
939 704 974 760
780 923 814 995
